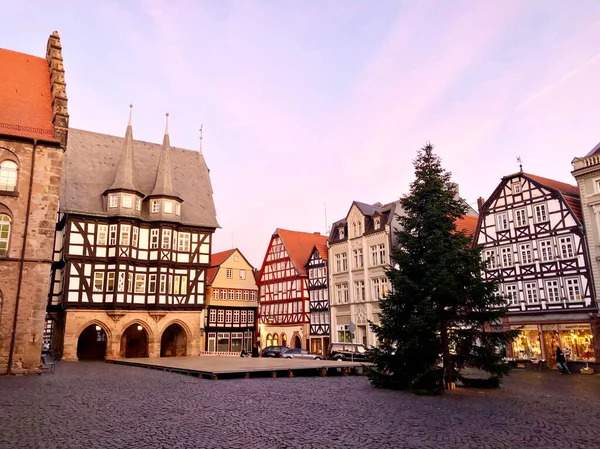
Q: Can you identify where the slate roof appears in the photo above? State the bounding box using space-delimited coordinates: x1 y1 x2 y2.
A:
0 48 56 141
329 200 402 242
61 128 219 228
276 229 328 277
585 141 600 157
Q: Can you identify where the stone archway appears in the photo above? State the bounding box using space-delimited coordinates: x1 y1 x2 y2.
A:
292 335 302 349
160 323 187 357
120 324 149 358
77 325 108 360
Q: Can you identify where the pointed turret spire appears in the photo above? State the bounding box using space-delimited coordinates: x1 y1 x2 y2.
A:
107 104 139 192
150 112 181 198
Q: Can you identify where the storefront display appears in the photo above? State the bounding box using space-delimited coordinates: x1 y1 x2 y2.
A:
511 325 541 359
558 324 595 362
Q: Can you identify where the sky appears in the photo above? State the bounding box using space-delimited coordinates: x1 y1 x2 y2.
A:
3 0 600 268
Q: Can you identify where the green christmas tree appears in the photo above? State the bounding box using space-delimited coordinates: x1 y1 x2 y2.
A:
368 143 518 394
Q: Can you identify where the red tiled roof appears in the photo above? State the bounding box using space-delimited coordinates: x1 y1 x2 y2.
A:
315 244 328 261
455 215 479 236
0 48 55 141
206 267 219 285
563 196 583 223
277 229 328 276
523 173 579 197
210 249 236 268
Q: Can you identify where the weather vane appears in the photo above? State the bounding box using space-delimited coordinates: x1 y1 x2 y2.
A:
517 156 523 172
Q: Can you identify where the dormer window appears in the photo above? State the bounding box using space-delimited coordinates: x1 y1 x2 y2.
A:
122 194 133 209
151 200 160 213
164 200 173 214
109 195 118 208
339 228 345 239
374 218 381 230
175 203 181 216
135 198 142 211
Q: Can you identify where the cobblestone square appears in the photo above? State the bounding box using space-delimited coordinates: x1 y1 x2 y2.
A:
1 362 599 449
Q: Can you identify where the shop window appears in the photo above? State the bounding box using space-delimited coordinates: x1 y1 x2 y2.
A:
558 324 595 362
231 332 243 353
217 333 229 352
511 326 542 359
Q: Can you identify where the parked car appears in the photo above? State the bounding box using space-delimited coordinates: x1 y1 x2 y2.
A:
281 348 323 360
261 346 288 358
327 343 369 361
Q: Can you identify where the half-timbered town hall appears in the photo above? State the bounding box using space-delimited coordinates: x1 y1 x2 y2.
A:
0 32 69 374
305 244 329 357
476 170 599 368
47 109 218 361
257 229 327 350
204 248 258 355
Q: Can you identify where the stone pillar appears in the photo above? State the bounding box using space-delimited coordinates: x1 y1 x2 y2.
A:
46 31 69 147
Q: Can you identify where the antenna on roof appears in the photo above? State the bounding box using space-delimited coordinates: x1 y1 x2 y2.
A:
517 156 523 173
199 124 203 153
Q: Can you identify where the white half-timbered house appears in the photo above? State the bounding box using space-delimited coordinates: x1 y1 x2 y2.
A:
305 244 330 356
257 228 328 350
476 171 597 368
48 110 219 361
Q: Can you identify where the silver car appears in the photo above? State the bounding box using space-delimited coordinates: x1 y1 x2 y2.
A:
281 348 323 360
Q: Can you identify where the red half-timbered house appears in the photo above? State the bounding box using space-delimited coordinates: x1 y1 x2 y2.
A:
476 171 598 369
305 244 330 356
48 109 218 361
257 229 327 350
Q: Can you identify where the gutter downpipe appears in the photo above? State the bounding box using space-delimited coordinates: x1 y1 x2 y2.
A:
7 139 37 374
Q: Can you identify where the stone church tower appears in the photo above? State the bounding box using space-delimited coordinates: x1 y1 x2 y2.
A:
0 32 69 374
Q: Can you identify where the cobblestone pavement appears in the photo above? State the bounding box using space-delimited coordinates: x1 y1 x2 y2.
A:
0 362 599 449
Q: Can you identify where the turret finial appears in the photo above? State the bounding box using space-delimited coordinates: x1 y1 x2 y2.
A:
517 156 523 173
128 104 133 126
199 124 203 152
165 112 170 135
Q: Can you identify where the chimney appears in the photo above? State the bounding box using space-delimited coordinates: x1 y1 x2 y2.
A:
313 232 321 235
46 31 69 148
477 197 485 212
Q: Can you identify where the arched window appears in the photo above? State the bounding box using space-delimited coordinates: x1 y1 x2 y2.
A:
0 161 18 192
266 334 273 347
0 214 11 256
272 334 279 346
281 333 287 347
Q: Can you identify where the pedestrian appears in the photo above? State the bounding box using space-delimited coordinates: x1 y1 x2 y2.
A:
556 346 570 374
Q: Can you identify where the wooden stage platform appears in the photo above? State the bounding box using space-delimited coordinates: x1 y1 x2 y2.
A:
106 356 368 380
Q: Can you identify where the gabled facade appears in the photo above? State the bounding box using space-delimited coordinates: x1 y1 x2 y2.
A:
0 32 69 374
476 171 598 367
204 248 258 355
48 111 218 361
305 244 330 356
328 200 402 347
257 228 327 350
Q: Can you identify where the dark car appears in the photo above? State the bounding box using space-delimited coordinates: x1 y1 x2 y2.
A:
261 345 288 358
327 343 369 361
